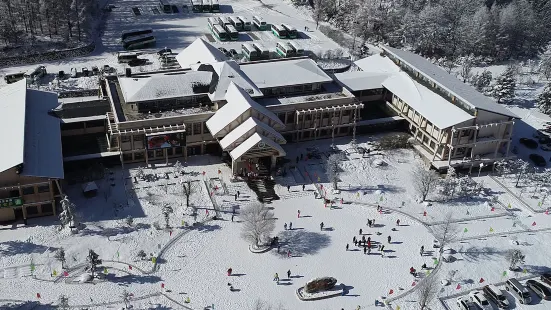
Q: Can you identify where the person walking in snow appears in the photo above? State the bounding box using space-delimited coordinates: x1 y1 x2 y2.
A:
231 214 234 222
396 219 400 226
237 190 240 198
380 245 385 252
274 273 279 283
234 193 238 201
367 246 371 254
378 244 381 251
359 228 363 235
367 240 371 249
353 236 357 243
287 249 291 257
287 269 291 279
284 223 287 230
227 268 232 276
297 210 301 218
346 244 349 251
302 184 305 191
367 219 372 227
296 156 299 164
320 222 324 231
289 222 292 230
363 247 367 255
380 250 385 258
287 185 291 192
420 245 424 256
388 236 392 244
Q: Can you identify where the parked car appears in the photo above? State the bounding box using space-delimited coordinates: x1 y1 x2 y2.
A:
457 296 477 310
539 135 551 144
526 280 551 300
102 65 114 74
70 68 78 78
483 284 509 309
217 47 231 57
91 66 99 75
541 144 551 151
529 153 547 167
469 291 492 310
505 278 532 304
128 58 147 67
57 70 65 79
82 67 89 77
157 47 172 56
541 273 551 286
520 138 538 149
229 48 238 57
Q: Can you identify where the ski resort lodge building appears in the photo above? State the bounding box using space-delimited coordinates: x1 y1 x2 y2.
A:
0 38 517 221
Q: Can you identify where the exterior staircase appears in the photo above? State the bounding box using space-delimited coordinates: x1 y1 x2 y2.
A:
246 161 280 203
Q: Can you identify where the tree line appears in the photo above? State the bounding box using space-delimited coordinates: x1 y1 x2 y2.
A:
306 0 551 61
0 0 99 48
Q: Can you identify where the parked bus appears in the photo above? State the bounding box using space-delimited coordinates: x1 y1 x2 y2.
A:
229 16 243 31
238 16 251 31
123 34 156 50
242 43 260 61
121 29 153 41
211 24 228 41
282 24 297 39
207 17 219 29
211 0 220 12
271 24 287 39
24 65 47 84
276 42 295 57
252 43 269 60
288 41 304 56
117 52 140 63
4 72 25 84
253 16 267 30
226 24 239 40
218 16 232 28
201 0 211 12
159 0 172 13
191 0 201 12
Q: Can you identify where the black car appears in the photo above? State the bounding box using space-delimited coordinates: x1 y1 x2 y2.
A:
541 273 551 286
157 47 172 55
229 48 238 57
218 47 229 55
128 58 147 67
526 280 551 300
520 138 538 149
529 153 547 167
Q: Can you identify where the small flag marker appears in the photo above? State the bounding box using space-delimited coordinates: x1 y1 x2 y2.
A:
423 211 427 217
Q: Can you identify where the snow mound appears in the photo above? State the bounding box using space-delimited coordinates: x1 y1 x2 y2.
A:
375 190 384 195
373 159 386 166
75 273 93 283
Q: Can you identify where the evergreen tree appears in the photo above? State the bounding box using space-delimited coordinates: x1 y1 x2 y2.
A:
86 250 102 278
471 69 493 92
537 83 551 115
492 67 516 103
54 247 66 269
539 43 551 80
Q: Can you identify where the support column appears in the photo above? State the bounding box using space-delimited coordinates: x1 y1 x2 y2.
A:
270 155 277 169
49 179 56 216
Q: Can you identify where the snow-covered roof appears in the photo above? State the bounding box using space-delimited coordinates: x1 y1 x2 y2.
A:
229 132 286 161
175 38 228 70
192 61 263 101
334 71 391 91
354 54 401 74
118 71 212 103
381 46 517 118
206 82 284 138
240 58 333 89
22 89 64 179
219 117 286 151
382 72 474 129
0 80 27 174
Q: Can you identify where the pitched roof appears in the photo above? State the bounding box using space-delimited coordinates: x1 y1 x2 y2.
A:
118 71 212 103
354 53 401 74
0 80 27 173
229 132 286 161
240 58 333 89
219 117 286 151
381 46 517 118
206 82 284 137
334 71 391 91
382 72 474 129
175 38 227 69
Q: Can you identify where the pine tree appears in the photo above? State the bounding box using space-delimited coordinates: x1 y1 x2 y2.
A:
162 204 173 228
539 43 551 80
86 250 102 278
492 67 516 103
537 83 551 115
54 247 66 269
59 195 76 229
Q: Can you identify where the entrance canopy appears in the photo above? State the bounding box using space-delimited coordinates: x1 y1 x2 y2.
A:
219 117 285 151
229 133 286 161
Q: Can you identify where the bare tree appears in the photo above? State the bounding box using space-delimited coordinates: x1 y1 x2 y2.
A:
313 0 324 30
326 153 345 190
506 249 525 271
513 159 530 187
121 289 132 309
416 271 440 310
136 250 147 260
86 249 101 278
377 133 411 150
173 160 183 176
180 179 196 208
413 164 440 201
54 247 66 269
460 57 474 82
241 203 276 247
162 204 174 228
432 212 460 253
57 294 69 310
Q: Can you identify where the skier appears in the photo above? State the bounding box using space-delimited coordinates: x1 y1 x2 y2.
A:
284 223 287 230
227 268 232 276
296 156 299 164
378 244 382 251
420 245 424 256
367 236 371 243
359 228 363 235
287 269 291 279
302 184 305 191
320 222 324 231
421 263 427 269
396 219 400 226
346 243 349 251
297 210 301 218
289 222 293 230
388 236 392 244
234 193 238 201
353 239 357 246
287 185 291 192
410 267 416 277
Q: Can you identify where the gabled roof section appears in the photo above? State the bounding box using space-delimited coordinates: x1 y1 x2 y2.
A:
118 71 213 103
192 60 262 101
381 46 517 118
176 38 228 70
334 71 391 92
0 80 27 174
229 132 286 161
219 117 286 151
206 82 284 137
382 72 474 129
240 58 333 89
354 53 401 74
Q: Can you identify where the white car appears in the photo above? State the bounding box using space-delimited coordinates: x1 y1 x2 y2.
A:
469 291 492 310
457 296 477 310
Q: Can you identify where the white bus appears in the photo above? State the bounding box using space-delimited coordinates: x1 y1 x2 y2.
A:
211 0 220 12
201 0 211 11
117 51 140 63
122 34 156 50
226 24 239 40
282 24 297 39
218 16 232 28
252 16 267 30
271 24 287 39
288 41 304 56
275 42 295 58
229 16 243 31
208 17 219 29
211 24 228 41
242 43 260 61
191 0 201 12
252 43 269 60
238 16 251 31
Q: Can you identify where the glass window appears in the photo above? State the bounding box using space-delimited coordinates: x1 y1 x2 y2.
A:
342 110 351 116
22 186 35 195
166 148 174 156
26 205 38 215
123 153 133 161
134 135 144 142
42 203 53 214
193 123 202 135
155 149 164 157
134 151 144 160
203 123 210 134
121 135 131 142
37 184 50 193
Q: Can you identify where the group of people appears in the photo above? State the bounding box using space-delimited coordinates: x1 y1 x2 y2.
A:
346 229 389 256
273 270 292 284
